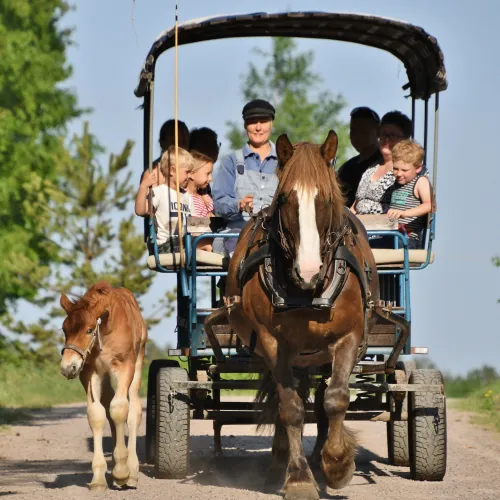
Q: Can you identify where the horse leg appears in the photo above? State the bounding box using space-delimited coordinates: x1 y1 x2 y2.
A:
80 367 108 492
310 378 328 466
125 343 146 488
321 334 359 489
101 374 117 451
274 351 319 500
109 362 134 486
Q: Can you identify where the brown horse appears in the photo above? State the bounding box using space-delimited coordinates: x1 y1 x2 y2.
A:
222 131 379 499
60 281 147 491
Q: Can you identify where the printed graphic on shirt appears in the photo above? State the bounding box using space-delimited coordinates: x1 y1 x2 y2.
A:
391 189 409 206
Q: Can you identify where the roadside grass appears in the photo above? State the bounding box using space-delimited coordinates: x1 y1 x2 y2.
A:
453 380 500 432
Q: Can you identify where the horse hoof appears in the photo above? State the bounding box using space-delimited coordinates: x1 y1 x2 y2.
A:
88 482 108 493
284 484 320 500
125 476 138 489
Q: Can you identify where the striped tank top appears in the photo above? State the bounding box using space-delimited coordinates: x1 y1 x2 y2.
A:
389 174 429 239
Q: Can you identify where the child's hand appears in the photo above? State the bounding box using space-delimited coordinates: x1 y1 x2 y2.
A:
387 209 405 219
140 169 158 188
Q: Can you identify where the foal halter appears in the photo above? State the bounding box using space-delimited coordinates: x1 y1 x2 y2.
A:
61 317 103 363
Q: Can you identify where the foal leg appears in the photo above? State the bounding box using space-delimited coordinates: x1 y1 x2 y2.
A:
80 367 108 491
101 374 117 448
110 362 134 486
125 344 146 488
321 334 359 489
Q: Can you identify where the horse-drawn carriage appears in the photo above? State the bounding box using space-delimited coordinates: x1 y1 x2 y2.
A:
135 11 447 494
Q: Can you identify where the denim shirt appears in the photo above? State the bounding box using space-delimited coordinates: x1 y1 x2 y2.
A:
212 142 278 221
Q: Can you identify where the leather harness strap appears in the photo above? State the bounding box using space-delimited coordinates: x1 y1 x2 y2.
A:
61 317 103 364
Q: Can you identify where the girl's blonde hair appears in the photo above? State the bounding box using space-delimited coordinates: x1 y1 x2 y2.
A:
160 146 194 177
190 150 213 173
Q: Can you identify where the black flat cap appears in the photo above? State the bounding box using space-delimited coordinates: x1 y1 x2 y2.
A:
242 99 275 121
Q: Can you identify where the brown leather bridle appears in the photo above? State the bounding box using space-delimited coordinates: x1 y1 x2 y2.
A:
61 317 103 364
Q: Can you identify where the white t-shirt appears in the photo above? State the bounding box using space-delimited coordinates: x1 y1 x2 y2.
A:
151 185 194 246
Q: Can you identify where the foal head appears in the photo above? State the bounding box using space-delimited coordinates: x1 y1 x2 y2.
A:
59 282 110 379
274 131 345 290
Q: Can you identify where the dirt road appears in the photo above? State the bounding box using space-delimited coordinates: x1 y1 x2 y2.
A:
1 400 500 500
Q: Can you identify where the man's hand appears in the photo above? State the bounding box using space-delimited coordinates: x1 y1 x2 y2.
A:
239 195 254 213
387 209 405 219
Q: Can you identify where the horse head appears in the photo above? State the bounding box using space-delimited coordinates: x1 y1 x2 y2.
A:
59 282 111 379
274 131 344 291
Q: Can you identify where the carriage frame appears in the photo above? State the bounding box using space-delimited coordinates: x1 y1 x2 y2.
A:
135 10 448 483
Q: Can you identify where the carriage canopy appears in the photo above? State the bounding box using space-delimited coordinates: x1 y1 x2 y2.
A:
135 11 448 100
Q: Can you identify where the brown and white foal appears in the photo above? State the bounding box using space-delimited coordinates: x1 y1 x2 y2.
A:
60 281 147 491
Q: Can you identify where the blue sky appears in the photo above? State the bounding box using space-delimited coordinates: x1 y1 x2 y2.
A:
60 0 499 375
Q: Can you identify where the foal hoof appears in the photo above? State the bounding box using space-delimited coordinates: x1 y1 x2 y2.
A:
88 482 108 493
125 476 138 489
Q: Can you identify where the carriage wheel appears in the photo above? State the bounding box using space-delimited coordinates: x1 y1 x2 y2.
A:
408 369 447 481
145 360 180 464
387 360 415 466
155 366 190 478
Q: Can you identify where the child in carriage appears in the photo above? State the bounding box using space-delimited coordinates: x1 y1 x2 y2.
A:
186 127 221 251
135 146 195 254
387 139 432 249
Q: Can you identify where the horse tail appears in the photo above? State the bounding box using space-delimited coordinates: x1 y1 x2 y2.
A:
254 370 278 431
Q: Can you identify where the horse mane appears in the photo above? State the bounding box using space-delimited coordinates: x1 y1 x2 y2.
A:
68 281 113 315
277 142 345 229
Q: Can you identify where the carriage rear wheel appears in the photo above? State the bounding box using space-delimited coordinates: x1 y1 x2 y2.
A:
408 369 447 481
387 360 415 466
145 360 180 464
155 366 190 478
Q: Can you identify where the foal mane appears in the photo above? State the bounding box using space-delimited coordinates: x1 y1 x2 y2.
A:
68 281 112 315
276 142 345 229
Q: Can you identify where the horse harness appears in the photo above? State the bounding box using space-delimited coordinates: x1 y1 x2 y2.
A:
61 317 103 364
225 207 375 360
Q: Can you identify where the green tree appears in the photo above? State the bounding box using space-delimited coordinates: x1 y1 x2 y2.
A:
1 123 174 361
0 0 81 312
226 38 351 164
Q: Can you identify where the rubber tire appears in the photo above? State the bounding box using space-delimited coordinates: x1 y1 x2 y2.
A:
155 366 190 478
387 360 415 466
145 360 180 464
408 369 447 481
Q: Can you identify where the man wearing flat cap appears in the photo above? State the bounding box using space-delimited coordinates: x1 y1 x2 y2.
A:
212 99 278 255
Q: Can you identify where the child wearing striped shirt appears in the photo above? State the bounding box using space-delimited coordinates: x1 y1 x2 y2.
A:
387 140 432 249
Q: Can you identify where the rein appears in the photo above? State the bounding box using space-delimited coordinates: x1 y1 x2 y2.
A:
61 317 103 364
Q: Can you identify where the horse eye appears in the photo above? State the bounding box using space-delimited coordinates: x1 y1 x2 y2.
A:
87 328 93 334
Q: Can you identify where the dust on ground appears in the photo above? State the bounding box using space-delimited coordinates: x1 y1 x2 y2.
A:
1 399 500 500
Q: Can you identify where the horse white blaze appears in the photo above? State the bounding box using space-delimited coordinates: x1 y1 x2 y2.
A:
296 186 322 282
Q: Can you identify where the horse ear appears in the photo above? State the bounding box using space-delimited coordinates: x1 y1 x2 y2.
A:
320 130 338 165
276 134 294 168
60 294 73 314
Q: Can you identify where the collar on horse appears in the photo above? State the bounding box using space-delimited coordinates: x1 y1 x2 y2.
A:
238 206 371 312
61 317 103 363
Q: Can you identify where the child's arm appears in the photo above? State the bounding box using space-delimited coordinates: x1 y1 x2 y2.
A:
135 169 158 216
387 177 432 219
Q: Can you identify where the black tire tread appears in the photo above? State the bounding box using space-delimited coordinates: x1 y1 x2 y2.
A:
155 366 190 479
145 360 179 464
409 369 447 481
387 360 415 466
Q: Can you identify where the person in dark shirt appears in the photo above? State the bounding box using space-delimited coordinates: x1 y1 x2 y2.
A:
337 107 382 207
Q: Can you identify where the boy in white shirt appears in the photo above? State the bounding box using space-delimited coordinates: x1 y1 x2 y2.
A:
135 146 195 253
